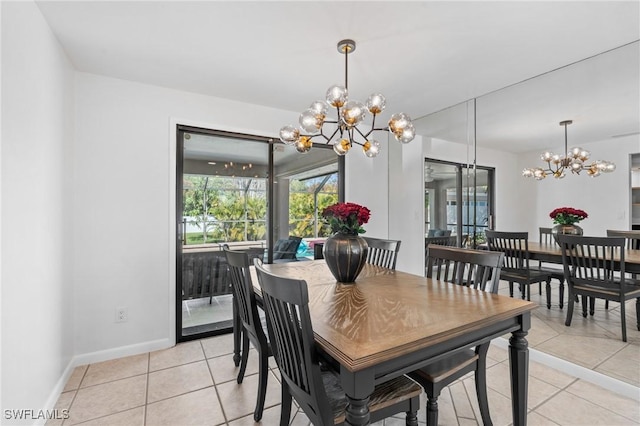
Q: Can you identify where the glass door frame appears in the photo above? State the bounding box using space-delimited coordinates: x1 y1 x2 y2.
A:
175 124 343 342
425 157 495 248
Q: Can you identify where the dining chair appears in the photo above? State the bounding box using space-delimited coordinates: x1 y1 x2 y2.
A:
537 227 566 308
605 230 640 308
362 236 401 270
224 248 272 421
558 234 640 342
253 260 422 426
606 229 640 249
485 230 554 305
414 245 504 426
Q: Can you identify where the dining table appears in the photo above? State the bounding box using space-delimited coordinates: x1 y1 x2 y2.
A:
243 260 536 426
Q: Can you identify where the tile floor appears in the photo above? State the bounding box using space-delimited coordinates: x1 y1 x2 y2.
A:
51 278 640 426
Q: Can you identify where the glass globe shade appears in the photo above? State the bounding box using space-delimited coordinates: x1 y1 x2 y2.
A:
279 125 300 145
309 100 329 117
366 94 386 114
522 168 534 178
362 140 380 158
396 124 415 143
541 151 553 162
388 113 412 135
295 136 312 153
299 109 322 133
326 85 348 108
340 101 366 127
333 139 351 156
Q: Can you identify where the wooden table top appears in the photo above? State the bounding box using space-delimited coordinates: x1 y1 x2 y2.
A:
255 260 536 372
527 241 640 266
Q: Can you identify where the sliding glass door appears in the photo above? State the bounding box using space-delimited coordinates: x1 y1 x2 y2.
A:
176 126 341 341
425 159 494 248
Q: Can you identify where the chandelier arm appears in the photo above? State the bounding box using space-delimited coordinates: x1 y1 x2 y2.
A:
324 127 341 143
353 126 369 140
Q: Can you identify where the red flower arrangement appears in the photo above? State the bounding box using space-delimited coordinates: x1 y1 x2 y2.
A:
322 202 371 235
549 207 588 225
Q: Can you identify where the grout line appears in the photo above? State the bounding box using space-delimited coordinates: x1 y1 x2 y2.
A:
143 352 150 426
492 338 640 401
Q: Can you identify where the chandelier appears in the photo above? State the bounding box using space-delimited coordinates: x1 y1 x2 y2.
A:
279 39 415 157
522 120 616 180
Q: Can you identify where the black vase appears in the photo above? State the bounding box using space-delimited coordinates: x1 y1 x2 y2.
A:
551 223 583 245
323 233 369 283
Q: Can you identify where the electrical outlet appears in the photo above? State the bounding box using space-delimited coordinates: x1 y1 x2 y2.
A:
115 307 128 323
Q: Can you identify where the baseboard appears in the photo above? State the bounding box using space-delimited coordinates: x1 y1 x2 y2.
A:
38 338 173 426
493 337 640 401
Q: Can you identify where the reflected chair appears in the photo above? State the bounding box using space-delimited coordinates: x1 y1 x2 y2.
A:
254 260 422 426
605 230 640 308
537 227 566 308
607 229 640 250
272 236 303 261
362 236 401 270
224 248 272 421
413 245 504 426
485 231 553 304
558 234 640 342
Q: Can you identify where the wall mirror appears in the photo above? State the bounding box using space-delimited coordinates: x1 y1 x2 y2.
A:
413 40 639 389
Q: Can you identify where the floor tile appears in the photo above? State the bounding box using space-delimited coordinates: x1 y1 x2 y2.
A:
535 389 637 425
80 353 148 388
45 391 75 426
594 344 640 386
66 375 147 424
145 387 225 425
73 407 144 425
564 379 640 423
215 370 282 421
486 362 563 409
147 360 213 403
149 340 205 372
63 365 88 392
534 333 627 369
201 333 236 359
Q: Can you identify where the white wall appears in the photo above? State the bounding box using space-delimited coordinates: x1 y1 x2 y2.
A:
73 73 298 357
518 134 639 238
1 1 75 421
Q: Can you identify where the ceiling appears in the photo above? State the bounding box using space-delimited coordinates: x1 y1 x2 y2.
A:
36 1 640 153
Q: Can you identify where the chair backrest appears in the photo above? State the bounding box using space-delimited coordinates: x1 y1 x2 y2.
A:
539 227 555 245
427 228 452 237
362 236 401 270
425 235 457 248
253 260 333 426
485 230 531 271
224 248 267 345
606 229 640 250
558 234 626 292
426 246 504 293
273 236 303 260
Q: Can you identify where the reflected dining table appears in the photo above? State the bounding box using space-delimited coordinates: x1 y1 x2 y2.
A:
526 241 640 309
242 260 536 426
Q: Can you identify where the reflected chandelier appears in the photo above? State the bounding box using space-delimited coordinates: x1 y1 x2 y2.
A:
279 39 415 157
522 120 616 180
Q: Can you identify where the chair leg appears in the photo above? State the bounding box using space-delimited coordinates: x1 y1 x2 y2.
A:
581 296 588 318
620 298 627 343
539 281 542 295
605 300 609 310
279 383 292 426
636 298 640 331
559 280 565 309
474 344 493 426
426 395 439 426
237 333 249 384
405 410 418 426
232 302 241 367
253 351 269 421
509 282 514 297
589 297 595 316
545 279 552 309
565 290 575 327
